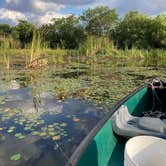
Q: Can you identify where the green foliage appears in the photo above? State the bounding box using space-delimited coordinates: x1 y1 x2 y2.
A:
40 15 87 49
112 11 166 49
150 15 166 48
0 24 11 36
79 36 113 56
10 153 21 161
15 20 34 48
0 36 11 69
80 6 119 36
111 11 151 49
0 6 166 59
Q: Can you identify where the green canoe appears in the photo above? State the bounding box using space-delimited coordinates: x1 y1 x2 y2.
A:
67 79 166 166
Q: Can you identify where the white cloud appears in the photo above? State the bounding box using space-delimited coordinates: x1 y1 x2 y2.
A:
4 0 67 24
44 0 96 6
5 0 65 14
2 0 166 25
0 8 27 24
33 0 65 13
39 12 68 24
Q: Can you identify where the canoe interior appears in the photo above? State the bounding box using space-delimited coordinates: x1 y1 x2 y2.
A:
77 86 166 166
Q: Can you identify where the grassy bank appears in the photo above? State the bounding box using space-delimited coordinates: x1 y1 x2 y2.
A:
0 47 166 58
0 36 166 69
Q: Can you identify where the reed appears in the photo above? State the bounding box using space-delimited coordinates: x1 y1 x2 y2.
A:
27 27 48 68
78 36 113 57
0 36 11 69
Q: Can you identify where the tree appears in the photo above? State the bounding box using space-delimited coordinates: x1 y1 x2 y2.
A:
112 11 166 49
150 15 166 48
40 15 87 49
111 11 152 49
0 24 11 36
80 6 119 36
15 20 34 48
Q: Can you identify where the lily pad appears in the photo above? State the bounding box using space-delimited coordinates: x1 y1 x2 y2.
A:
31 131 40 136
48 132 56 136
18 122 24 125
24 126 32 131
7 129 14 133
48 128 54 132
53 123 58 126
10 153 21 161
39 132 47 137
48 125 54 128
41 127 47 131
9 126 16 130
60 123 67 127
14 133 25 139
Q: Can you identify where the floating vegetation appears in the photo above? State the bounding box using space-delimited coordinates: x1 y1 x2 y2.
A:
7 130 13 133
24 126 32 131
31 131 40 136
0 56 165 165
4 108 10 112
52 135 61 141
9 126 16 130
48 125 54 128
48 128 54 132
10 153 21 161
41 127 47 131
39 132 47 137
60 123 67 127
14 133 25 139
48 132 56 136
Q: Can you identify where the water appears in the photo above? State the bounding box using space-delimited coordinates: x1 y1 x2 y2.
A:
0 57 166 165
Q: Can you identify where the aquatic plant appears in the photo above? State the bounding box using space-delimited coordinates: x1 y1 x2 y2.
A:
15 133 25 139
31 131 40 136
52 135 61 141
1 36 11 69
27 27 47 68
10 153 21 161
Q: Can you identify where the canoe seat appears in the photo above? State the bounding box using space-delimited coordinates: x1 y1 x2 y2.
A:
112 105 166 138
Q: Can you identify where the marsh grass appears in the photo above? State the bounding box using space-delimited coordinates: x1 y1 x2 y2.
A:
0 36 11 69
27 28 42 68
0 35 166 69
78 36 113 57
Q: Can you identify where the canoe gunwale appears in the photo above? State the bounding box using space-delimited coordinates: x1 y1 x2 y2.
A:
66 84 146 166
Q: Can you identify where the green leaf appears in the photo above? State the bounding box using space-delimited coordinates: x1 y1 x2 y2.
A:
10 153 21 161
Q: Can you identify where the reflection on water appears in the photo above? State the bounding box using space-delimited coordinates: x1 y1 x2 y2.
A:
0 57 166 165
0 87 104 166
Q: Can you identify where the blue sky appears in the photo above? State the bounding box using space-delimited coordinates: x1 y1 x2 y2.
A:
0 0 166 25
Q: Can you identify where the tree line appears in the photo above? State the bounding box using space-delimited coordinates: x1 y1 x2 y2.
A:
0 6 166 50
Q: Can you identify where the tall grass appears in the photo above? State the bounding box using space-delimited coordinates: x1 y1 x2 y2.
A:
0 36 11 69
0 34 166 70
27 28 42 67
79 36 113 57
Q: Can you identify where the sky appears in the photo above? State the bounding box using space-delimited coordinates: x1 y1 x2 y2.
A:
0 0 166 25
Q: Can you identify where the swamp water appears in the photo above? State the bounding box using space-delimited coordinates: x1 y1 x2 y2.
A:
0 56 166 166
